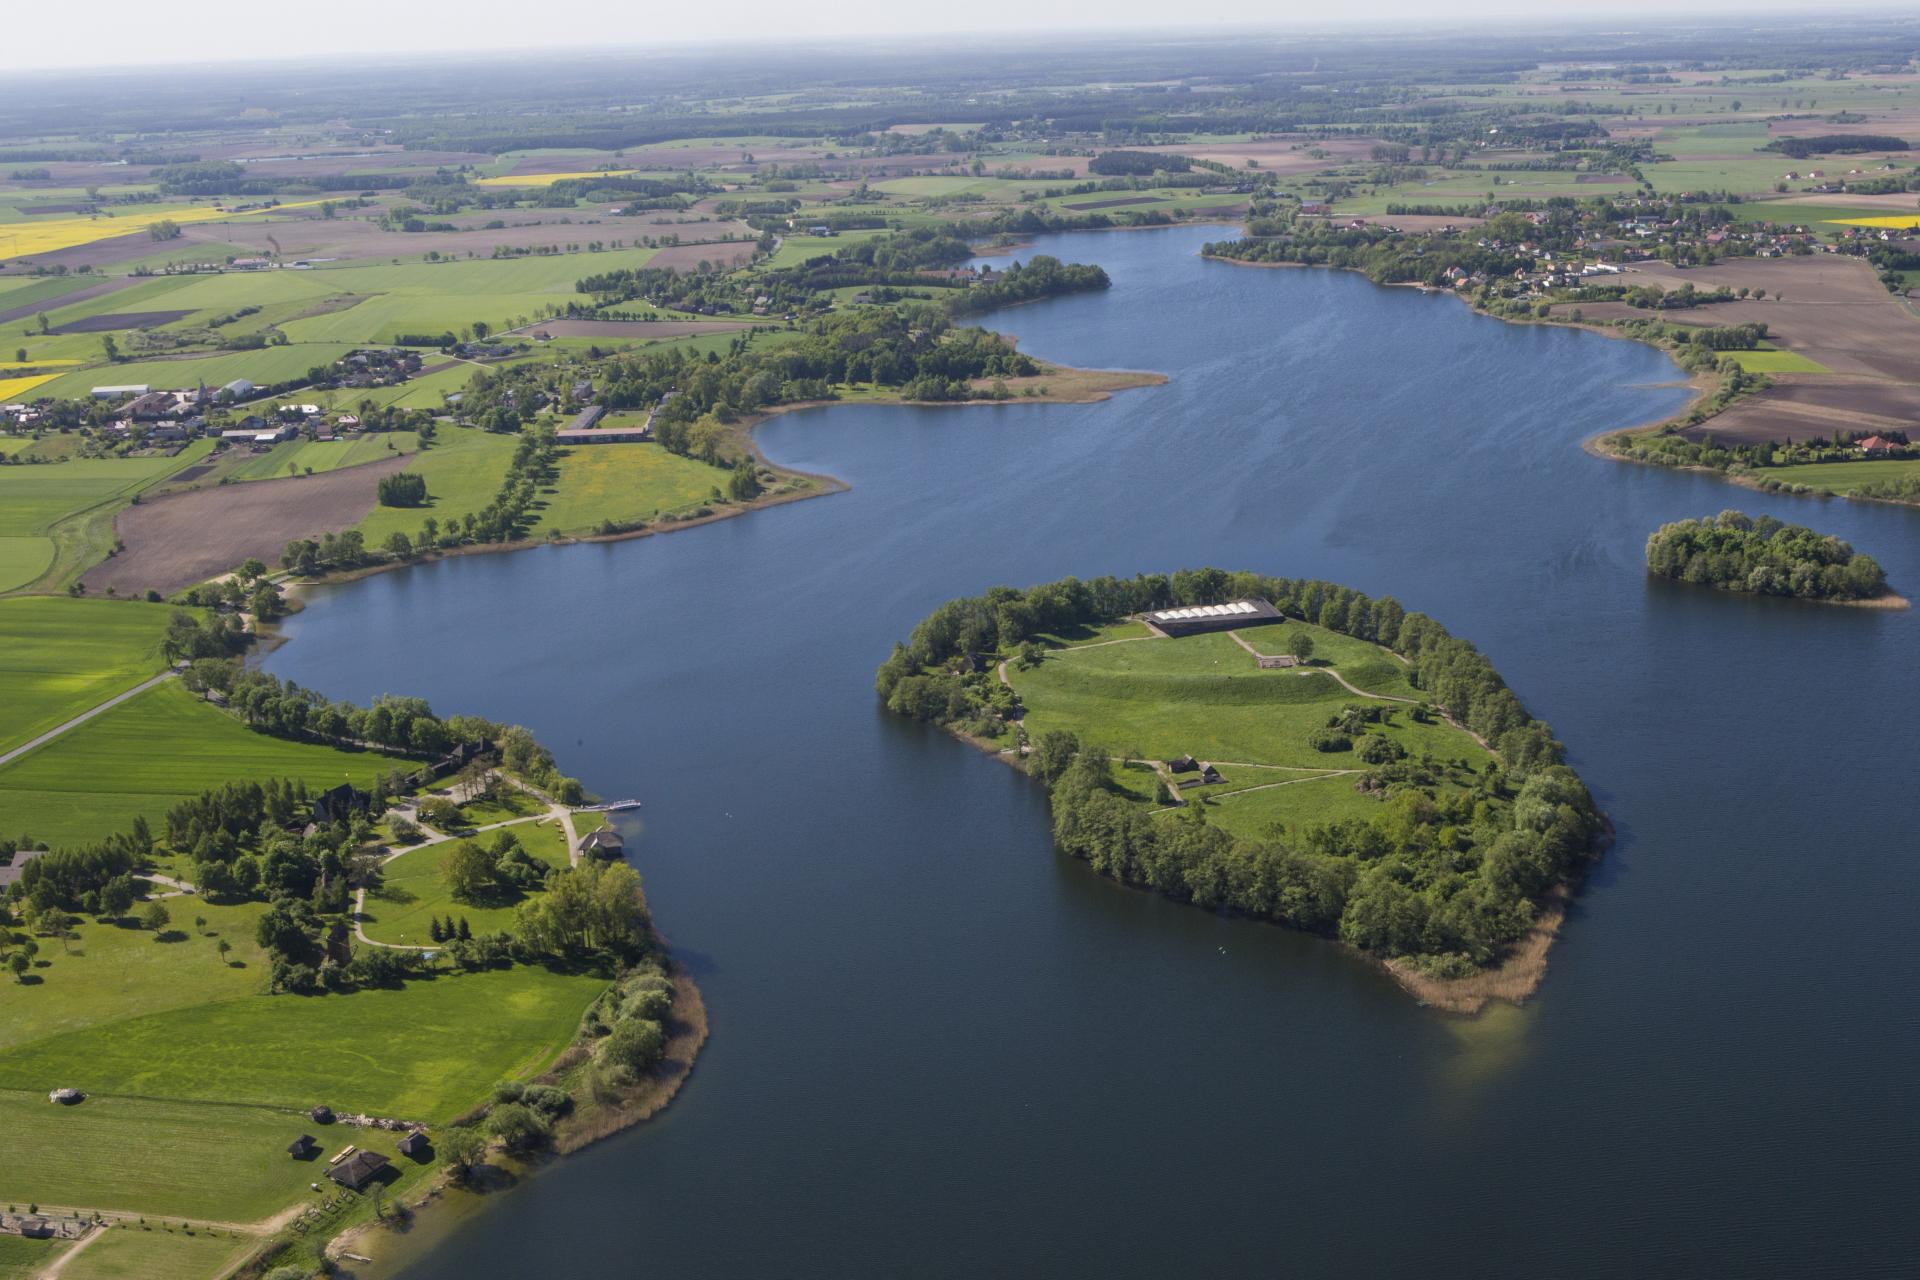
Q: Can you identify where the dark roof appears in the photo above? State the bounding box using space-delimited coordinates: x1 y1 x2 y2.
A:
580 828 625 855
1168 755 1199 773
397 1130 430 1157
328 1149 391 1190
289 1134 317 1156
313 784 369 825
310 1104 335 1123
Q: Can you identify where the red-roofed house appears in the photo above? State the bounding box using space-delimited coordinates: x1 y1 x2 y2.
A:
1856 435 1895 456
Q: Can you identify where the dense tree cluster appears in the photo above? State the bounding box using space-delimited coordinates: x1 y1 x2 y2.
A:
1645 510 1888 600
376 471 429 507
876 570 1601 974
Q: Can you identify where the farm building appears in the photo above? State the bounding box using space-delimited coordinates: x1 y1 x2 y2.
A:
1257 654 1298 669
327 1149 391 1192
580 828 626 858
289 1134 318 1160
557 423 651 445
398 1130 431 1160
1141 598 1284 638
89 384 149 399
1168 755 1199 774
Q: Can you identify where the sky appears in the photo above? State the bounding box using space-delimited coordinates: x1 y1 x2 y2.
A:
7 0 1917 70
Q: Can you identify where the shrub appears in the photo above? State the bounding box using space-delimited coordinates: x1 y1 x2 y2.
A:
377 472 428 507
1307 728 1352 753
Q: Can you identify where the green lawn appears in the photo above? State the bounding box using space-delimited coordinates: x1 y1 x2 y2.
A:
351 425 517 545
0 1233 67 1279
361 818 570 946
57 1223 256 1280
1008 625 1483 773
0 596 180 756
0 964 607 1121
0 679 411 849
532 442 730 533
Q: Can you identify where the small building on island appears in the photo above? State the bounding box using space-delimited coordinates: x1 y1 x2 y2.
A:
327 1148 391 1192
1141 598 1284 639
1168 755 1199 774
397 1130 431 1161
289 1134 318 1160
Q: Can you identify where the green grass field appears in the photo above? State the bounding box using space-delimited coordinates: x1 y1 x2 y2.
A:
0 964 606 1120
226 432 418 482
0 1233 66 1279
0 596 180 756
361 818 570 946
0 679 411 848
0 441 213 592
1761 456 1920 494
351 425 517 544
56 1222 256 1280
532 442 729 533
1725 347 1830 374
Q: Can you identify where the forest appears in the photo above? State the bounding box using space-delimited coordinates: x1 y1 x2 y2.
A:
1644 510 1890 600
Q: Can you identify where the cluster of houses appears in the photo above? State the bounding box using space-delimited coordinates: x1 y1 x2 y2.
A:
328 347 423 390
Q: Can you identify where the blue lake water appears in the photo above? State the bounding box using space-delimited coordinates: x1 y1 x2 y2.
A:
266 225 1918 1278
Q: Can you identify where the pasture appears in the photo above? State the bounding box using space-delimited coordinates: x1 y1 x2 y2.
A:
0 964 609 1120
54 1224 256 1280
0 678 412 848
352 425 518 544
1725 348 1831 374
1760 456 1920 494
0 442 213 592
0 596 179 755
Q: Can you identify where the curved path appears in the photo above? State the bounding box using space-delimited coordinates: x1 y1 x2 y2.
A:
0 670 176 769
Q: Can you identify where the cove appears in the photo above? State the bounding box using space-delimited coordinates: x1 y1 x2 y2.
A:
264 225 1920 1278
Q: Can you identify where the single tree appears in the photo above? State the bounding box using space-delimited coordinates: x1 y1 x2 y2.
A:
140 901 171 933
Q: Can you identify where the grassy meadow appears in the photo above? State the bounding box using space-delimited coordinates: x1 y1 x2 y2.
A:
0 440 213 593
1761 456 1920 494
0 679 411 848
350 424 519 544
0 596 179 755
534 441 729 532
361 818 571 946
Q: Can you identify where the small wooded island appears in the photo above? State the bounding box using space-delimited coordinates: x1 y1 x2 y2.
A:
876 570 1604 1012
1645 510 1900 604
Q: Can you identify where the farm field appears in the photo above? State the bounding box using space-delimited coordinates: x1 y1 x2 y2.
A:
225 431 418 482
534 442 730 533
360 817 571 946
1725 347 1831 374
0 372 57 400
35 345 360 401
55 1224 257 1280
0 1234 65 1279
0 964 609 1120
0 596 179 755
0 678 412 848
0 442 213 592
0 201 323 262
1760 457 1920 494
352 425 518 544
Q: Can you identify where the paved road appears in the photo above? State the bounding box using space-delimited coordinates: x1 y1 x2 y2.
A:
0 670 177 769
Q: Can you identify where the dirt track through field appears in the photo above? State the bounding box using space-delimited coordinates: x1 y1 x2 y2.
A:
87 455 410 596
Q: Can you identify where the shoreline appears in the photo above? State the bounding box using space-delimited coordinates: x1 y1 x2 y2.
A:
272 362 1165 600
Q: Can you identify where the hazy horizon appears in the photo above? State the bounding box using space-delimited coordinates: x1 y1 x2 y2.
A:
9 1 1920 72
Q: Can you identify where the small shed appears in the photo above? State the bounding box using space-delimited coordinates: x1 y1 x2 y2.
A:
1198 764 1224 786
1168 755 1199 774
310 1104 335 1124
327 1148 391 1192
289 1134 318 1160
397 1130 431 1160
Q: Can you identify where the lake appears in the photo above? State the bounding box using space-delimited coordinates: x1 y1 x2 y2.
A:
266 225 1919 1278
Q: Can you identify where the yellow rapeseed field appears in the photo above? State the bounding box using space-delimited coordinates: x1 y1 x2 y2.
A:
472 169 639 187
0 360 79 371
1835 215 1920 229
0 201 326 261
0 373 59 400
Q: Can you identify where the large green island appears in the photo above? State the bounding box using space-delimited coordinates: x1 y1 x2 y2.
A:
877 570 1605 1012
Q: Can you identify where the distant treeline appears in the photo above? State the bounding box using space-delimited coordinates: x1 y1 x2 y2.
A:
1645 511 1889 600
1767 134 1909 158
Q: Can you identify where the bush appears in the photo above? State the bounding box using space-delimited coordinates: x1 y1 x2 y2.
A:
1307 728 1352 753
377 472 428 507
1357 735 1405 764
485 1102 550 1152
601 1018 666 1075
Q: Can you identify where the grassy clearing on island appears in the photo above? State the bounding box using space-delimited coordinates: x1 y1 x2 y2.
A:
533 442 730 533
0 679 411 849
351 424 517 545
0 596 179 755
1005 623 1489 829
0 964 608 1120
54 1223 256 1280
361 818 570 947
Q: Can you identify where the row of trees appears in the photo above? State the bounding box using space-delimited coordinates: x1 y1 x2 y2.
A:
1645 510 1888 599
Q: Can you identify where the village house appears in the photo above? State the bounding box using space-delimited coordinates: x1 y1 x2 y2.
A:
580 828 626 859
327 1148 391 1192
